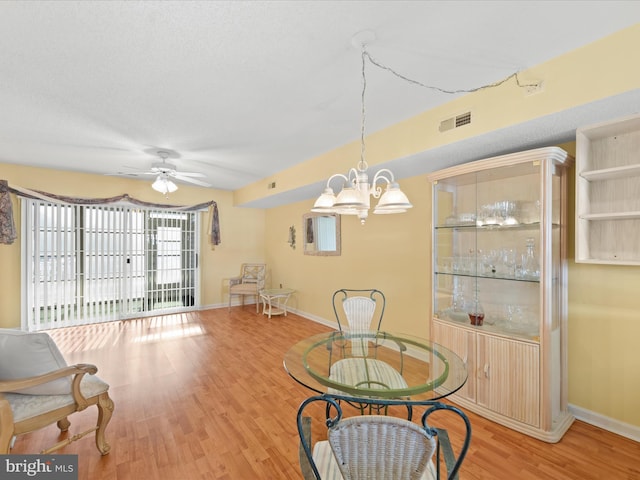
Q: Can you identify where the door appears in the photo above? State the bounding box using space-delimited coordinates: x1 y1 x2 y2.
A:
24 200 200 330
432 320 476 402
476 334 540 427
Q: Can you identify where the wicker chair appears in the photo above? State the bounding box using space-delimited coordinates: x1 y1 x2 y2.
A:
0 329 114 455
329 289 408 410
297 395 471 480
228 263 266 313
332 289 385 338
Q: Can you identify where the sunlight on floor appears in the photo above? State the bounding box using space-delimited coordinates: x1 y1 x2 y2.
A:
47 312 207 351
131 324 206 343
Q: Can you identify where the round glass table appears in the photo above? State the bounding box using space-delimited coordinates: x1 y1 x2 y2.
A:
284 330 468 403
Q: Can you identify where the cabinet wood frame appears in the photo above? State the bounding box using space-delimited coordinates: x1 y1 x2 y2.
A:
428 147 574 443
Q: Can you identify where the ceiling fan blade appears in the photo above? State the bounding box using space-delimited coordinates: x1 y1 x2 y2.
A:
174 171 206 178
173 174 212 187
105 170 155 178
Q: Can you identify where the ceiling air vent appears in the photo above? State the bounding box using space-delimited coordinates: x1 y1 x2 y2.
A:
439 111 472 133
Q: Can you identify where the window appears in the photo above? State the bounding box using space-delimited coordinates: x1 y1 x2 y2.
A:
23 201 199 331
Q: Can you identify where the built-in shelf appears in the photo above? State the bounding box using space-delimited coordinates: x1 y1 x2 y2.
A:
579 163 640 181
579 211 640 221
576 113 640 264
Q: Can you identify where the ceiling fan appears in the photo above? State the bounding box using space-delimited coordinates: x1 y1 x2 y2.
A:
119 150 212 194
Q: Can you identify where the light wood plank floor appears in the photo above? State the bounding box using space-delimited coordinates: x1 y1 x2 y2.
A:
12 308 640 479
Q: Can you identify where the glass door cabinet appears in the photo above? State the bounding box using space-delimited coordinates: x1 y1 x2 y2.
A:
428 147 574 442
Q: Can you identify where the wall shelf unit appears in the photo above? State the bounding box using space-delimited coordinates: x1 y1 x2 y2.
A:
576 113 640 265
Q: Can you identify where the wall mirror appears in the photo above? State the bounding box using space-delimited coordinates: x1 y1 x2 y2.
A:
303 213 341 256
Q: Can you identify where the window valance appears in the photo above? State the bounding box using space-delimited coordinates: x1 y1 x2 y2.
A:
0 180 220 245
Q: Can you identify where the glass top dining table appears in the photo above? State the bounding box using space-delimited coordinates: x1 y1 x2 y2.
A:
283 330 468 403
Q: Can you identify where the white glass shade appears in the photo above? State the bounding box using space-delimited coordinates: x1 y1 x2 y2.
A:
374 183 413 214
333 186 367 209
373 207 407 214
311 187 337 212
152 175 178 194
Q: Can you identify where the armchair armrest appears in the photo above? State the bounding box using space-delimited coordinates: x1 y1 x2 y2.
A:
0 364 98 409
229 276 243 287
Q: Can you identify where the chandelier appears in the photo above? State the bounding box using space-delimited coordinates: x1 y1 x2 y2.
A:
311 31 542 225
312 31 412 225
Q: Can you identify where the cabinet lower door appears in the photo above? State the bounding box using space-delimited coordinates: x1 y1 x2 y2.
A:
433 321 476 402
477 334 540 427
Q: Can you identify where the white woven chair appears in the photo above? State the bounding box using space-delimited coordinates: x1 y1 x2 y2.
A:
332 289 385 338
298 395 472 480
228 263 266 313
329 289 408 402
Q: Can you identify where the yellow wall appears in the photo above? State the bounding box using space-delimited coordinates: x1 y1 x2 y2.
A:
0 163 266 328
265 174 431 336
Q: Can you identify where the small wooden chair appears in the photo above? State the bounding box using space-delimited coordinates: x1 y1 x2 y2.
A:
0 329 114 455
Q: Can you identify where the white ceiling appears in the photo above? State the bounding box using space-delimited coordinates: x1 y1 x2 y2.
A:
1 1 639 207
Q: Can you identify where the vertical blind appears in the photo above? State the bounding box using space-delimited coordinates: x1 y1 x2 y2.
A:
23 200 199 331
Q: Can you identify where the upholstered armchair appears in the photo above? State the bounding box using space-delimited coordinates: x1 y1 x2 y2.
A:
228 263 266 313
0 329 114 455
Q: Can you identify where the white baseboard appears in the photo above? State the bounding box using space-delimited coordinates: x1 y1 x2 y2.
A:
287 308 337 329
569 404 640 442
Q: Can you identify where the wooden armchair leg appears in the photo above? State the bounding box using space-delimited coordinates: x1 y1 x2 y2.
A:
57 417 71 432
0 432 12 454
95 392 115 455
0 400 15 453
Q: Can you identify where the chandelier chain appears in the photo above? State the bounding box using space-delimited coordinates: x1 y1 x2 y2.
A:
312 38 539 223
359 49 368 172
354 47 538 173
363 50 538 95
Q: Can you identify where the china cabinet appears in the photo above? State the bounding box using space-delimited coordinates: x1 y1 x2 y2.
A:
576 113 640 264
428 147 574 442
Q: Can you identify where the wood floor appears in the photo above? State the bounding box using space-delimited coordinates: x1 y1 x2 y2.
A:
12 308 640 479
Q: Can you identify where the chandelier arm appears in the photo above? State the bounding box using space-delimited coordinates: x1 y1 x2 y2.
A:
370 169 396 198
372 168 396 183
325 173 351 189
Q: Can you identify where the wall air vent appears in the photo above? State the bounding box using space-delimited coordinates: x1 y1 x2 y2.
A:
439 111 472 133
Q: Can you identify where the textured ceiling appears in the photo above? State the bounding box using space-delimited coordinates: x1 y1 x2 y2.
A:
1 1 639 206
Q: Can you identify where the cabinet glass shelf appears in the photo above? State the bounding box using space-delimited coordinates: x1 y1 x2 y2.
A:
434 222 557 231
434 271 540 283
433 315 540 342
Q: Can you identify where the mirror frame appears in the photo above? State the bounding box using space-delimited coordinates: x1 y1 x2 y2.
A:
302 213 341 256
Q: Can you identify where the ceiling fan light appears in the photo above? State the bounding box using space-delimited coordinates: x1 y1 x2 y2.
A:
152 174 178 194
